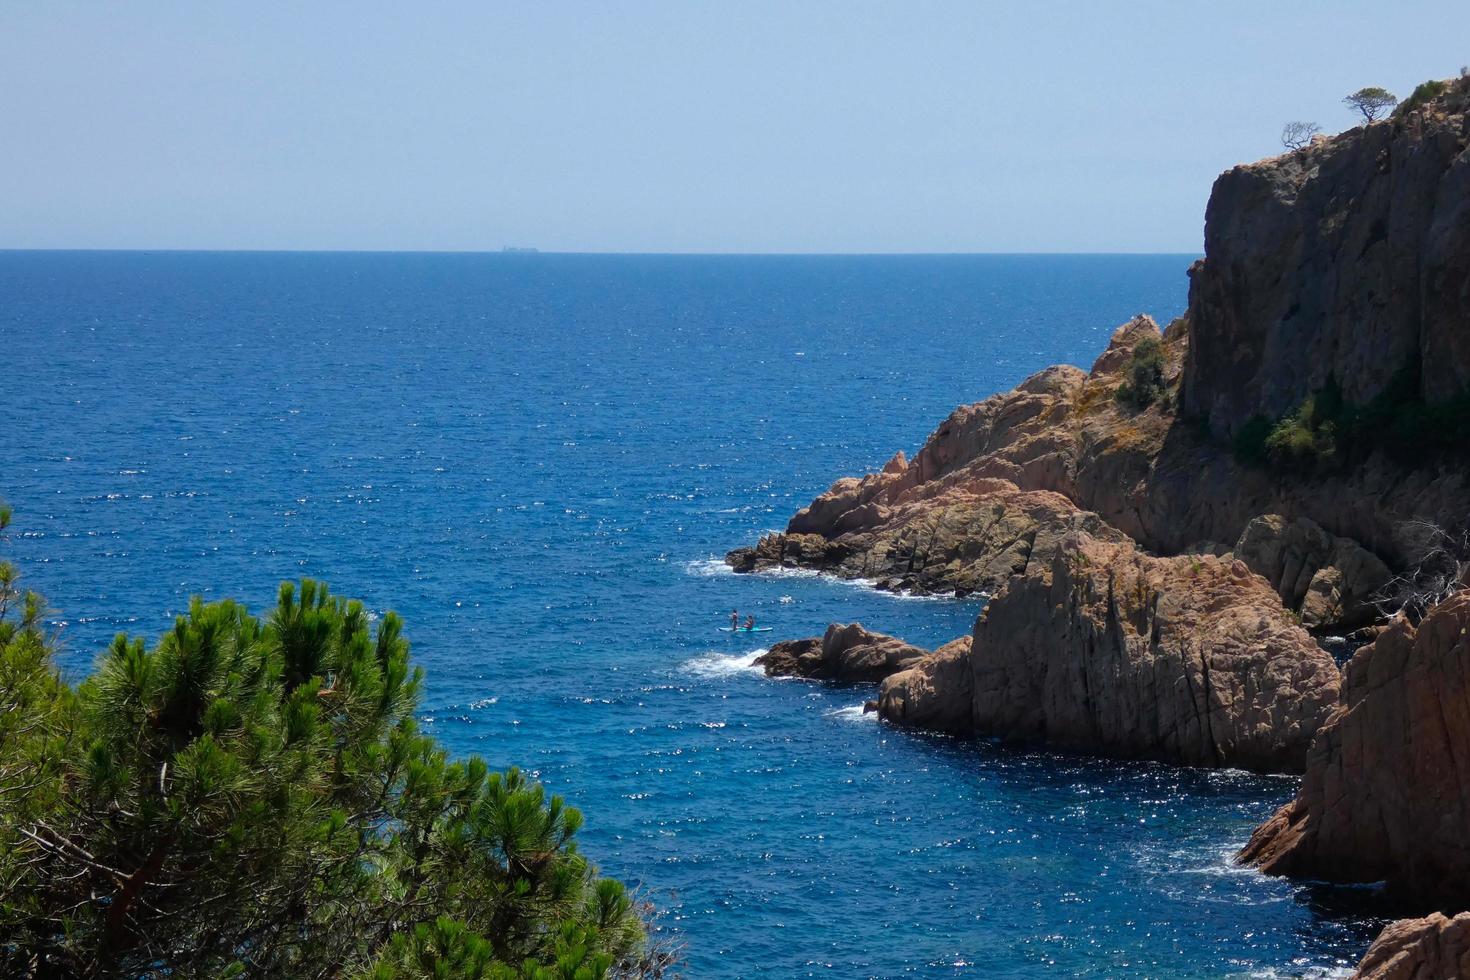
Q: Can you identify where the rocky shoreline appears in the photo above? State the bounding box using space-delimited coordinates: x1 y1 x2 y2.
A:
732 75 1470 977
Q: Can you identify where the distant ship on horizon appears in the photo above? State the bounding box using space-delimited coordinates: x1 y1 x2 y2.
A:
501 246 539 254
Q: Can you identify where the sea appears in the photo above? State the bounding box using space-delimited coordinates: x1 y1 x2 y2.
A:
1 252 1385 978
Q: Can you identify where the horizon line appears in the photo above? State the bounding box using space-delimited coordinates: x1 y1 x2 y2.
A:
0 247 1203 258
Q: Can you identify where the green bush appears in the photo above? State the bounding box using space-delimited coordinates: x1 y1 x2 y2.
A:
0 542 666 978
1398 79 1448 115
1231 369 1470 470
1115 337 1168 409
1260 377 1343 467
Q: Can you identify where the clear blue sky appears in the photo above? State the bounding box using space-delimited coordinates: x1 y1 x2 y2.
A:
2 1 1463 253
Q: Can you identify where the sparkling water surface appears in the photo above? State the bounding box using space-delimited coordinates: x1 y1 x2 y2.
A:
2 252 1383 977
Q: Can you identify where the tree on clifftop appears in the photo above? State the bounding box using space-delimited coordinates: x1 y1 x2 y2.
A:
1281 121 1320 151
1344 86 1397 123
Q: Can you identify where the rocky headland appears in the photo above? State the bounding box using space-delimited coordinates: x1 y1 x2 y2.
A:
734 75 1470 971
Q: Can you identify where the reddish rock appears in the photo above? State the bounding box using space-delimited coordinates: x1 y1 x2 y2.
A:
1240 592 1470 901
1348 912 1470 979
1233 514 1392 630
877 636 974 734
754 623 931 683
729 309 1462 590
965 533 1341 774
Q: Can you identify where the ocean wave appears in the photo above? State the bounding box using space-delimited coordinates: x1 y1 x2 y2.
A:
679 649 766 679
824 704 876 724
1236 967 1353 979
682 558 734 578
717 559 980 602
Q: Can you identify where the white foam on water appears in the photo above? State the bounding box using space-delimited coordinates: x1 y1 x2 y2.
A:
1238 967 1353 980
680 649 767 679
737 563 983 603
825 704 877 724
682 557 735 578
747 564 822 580
1184 842 1273 879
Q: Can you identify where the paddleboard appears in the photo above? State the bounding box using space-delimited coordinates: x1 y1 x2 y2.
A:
719 626 774 633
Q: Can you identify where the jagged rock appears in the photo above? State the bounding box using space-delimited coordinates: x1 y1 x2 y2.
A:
754 637 823 677
725 532 843 574
1348 912 1470 979
754 623 930 683
729 81 1470 572
732 475 1130 596
965 533 1341 774
1233 514 1391 629
729 308 1465 586
876 636 974 733
1240 591 1470 903
1184 75 1470 436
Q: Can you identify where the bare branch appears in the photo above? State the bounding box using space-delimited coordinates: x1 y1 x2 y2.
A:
1281 121 1320 151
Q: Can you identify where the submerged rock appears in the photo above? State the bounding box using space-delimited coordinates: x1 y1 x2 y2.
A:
1240 591 1470 904
1348 912 1470 979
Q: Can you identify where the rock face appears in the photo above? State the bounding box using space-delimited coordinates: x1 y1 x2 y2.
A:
875 533 1341 773
728 82 1470 595
876 637 974 734
726 354 1139 596
1184 75 1470 437
729 481 1130 597
1349 912 1470 980
966 533 1340 773
727 311 1459 591
754 623 935 683
722 79 1470 956
1240 591 1470 901
1234 514 1392 630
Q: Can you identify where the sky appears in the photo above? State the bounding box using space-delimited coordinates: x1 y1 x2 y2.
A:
1 1 1464 253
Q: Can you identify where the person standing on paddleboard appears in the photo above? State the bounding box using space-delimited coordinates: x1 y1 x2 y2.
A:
730 609 739 630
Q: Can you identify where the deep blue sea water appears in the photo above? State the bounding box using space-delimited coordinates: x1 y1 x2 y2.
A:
2 252 1383 978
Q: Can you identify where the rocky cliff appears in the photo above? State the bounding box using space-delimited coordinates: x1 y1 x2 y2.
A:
878 532 1341 773
730 74 1470 948
1240 591 1470 902
729 311 1463 598
730 80 1470 590
1184 76 1470 436
1348 912 1470 980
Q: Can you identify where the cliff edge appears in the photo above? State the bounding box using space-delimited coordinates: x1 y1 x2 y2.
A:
731 74 1470 931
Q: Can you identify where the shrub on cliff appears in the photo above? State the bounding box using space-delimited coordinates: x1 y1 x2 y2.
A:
1230 369 1470 470
0 527 666 978
1262 377 1343 467
1397 79 1448 115
1115 337 1168 409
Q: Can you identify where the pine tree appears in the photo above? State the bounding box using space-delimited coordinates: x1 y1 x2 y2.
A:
0 506 671 978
